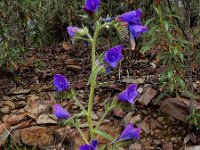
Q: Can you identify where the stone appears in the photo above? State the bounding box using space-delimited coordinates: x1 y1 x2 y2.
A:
0 106 11 114
54 126 73 143
137 121 151 134
11 120 32 130
129 143 142 150
162 142 173 150
92 113 99 120
21 126 54 148
121 78 145 84
6 113 27 125
157 117 164 122
3 101 15 109
150 120 162 130
36 114 57 124
113 108 125 117
185 146 200 150
160 98 190 120
26 100 50 117
130 114 142 124
123 112 134 125
137 86 158 106
10 129 22 146
12 89 31 95
153 139 161 145
137 87 143 93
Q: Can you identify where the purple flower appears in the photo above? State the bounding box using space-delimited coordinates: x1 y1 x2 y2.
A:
79 139 98 150
102 17 115 22
67 26 81 37
117 9 142 24
118 84 138 104
95 59 112 74
83 0 100 14
53 104 70 119
103 45 124 68
129 24 148 38
53 74 70 91
120 124 140 140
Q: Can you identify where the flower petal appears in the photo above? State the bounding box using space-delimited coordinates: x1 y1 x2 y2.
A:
103 45 124 68
118 84 138 104
83 0 100 14
118 9 142 24
53 74 70 91
129 24 148 38
53 104 70 119
120 123 140 140
67 26 81 37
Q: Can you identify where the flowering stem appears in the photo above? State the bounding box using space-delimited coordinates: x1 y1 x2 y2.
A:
87 21 114 140
76 125 89 145
73 96 87 115
94 106 111 131
94 99 116 132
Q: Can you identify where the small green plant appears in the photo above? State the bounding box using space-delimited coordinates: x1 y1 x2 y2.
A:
141 5 188 95
186 109 200 130
33 60 46 73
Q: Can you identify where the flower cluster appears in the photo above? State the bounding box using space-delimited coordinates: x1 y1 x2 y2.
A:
79 139 98 150
117 9 148 38
83 0 100 14
54 0 147 149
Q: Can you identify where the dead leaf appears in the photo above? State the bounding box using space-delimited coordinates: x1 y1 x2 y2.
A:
63 42 71 50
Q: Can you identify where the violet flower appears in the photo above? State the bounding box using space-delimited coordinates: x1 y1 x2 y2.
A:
103 45 124 68
53 104 70 119
83 0 100 14
67 26 81 37
79 139 98 150
120 123 140 140
129 24 148 38
117 9 142 24
102 17 115 22
118 84 138 104
53 74 70 92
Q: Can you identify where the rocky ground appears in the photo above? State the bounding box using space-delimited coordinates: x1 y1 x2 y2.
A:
0 42 200 150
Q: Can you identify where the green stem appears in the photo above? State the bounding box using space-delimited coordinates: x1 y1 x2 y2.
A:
87 21 114 140
87 22 101 140
77 126 89 144
73 96 87 115
94 107 111 131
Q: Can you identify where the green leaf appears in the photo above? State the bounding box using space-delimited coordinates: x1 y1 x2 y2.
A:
163 20 169 31
94 130 114 142
99 145 106 150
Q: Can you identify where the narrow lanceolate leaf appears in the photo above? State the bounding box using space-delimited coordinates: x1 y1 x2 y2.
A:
94 130 115 142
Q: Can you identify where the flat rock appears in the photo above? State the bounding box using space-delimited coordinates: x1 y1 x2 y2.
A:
162 142 173 150
160 98 190 120
137 86 158 106
12 89 31 95
36 114 57 124
26 100 50 118
113 108 125 117
3 101 15 109
6 113 27 125
54 126 73 143
21 126 54 148
0 106 11 114
130 114 142 124
121 78 145 84
129 143 142 150
185 146 200 150
137 120 151 134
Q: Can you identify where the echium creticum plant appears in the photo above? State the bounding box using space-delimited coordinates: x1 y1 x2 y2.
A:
53 0 147 149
